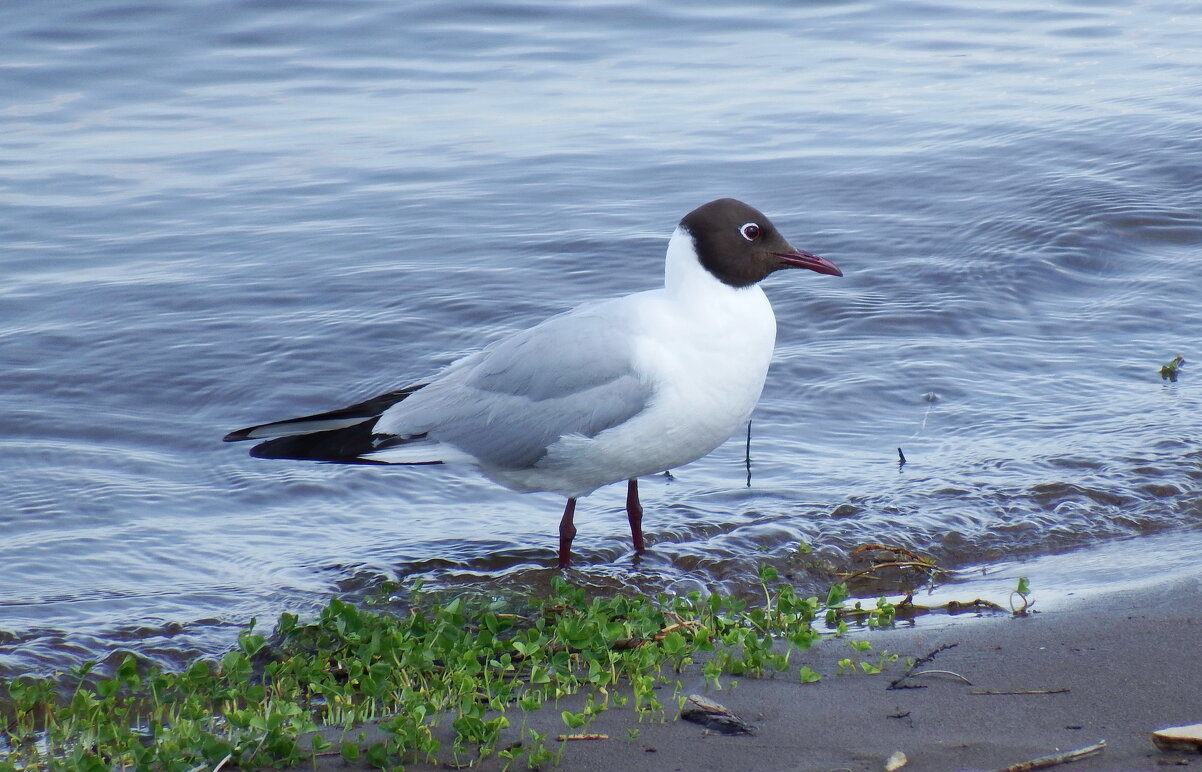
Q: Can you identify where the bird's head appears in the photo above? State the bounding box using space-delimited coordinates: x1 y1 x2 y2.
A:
679 198 842 288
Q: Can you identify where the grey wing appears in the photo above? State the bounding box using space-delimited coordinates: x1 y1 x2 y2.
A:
373 300 654 469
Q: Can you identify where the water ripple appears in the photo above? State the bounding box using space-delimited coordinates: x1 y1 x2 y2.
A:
3 0 1202 675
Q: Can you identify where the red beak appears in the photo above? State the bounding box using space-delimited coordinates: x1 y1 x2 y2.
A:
774 249 843 277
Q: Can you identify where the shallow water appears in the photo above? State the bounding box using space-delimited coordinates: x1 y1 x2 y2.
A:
2 0 1201 675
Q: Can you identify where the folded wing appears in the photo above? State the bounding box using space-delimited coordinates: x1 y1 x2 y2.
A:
224 297 654 470
369 300 653 469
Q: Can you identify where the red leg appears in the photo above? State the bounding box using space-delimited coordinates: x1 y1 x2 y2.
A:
558 498 577 569
626 478 645 554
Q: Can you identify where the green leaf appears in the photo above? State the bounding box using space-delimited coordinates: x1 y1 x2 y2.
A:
116 653 141 687
1016 577 1030 596
825 583 848 609
277 611 298 635
364 742 389 769
240 632 267 658
661 631 686 655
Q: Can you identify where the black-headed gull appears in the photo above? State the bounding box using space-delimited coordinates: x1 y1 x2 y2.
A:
224 198 842 567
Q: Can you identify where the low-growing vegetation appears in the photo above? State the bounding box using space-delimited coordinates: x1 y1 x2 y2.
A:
1 567 885 771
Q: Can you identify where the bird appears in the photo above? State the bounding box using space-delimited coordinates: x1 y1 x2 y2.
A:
223 198 842 568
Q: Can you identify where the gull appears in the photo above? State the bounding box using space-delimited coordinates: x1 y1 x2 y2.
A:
224 198 842 567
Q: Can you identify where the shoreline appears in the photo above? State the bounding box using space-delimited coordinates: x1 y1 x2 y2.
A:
5 532 1200 771
320 539 1202 772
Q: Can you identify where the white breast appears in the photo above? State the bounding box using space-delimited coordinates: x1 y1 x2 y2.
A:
490 228 779 498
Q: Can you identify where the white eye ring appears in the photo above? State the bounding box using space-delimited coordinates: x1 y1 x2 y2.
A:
739 222 761 241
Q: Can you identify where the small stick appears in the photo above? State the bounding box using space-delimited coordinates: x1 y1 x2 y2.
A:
839 560 940 584
660 610 686 626
888 643 959 690
908 669 972 684
945 599 1007 613
851 544 930 563
651 620 701 641
908 642 957 668
992 740 1105 772
970 688 1069 696
556 734 609 741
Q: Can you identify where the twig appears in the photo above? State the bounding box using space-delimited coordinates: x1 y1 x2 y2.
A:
851 544 928 563
839 561 940 584
970 688 1069 696
651 621 700 641
661 609 685 626
612 616 701 649
556 734 609 741
908 669 972 684
992 740 1105 772
910 643 959 668
888 597 1008 618
888 643 958 690
944 599 1007 613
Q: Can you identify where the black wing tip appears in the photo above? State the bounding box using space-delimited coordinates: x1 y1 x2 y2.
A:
243 422 379 462
221 383 428 446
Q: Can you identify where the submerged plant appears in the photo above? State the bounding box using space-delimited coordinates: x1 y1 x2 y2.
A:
1160 353 1186 382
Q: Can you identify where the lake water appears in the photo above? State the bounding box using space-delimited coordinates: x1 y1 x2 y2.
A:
2 0 1201 676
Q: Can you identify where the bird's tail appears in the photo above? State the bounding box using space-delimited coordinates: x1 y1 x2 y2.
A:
223 384 427 464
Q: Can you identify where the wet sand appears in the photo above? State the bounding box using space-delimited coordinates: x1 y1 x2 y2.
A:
316 562 1202 772
543 573 1202 772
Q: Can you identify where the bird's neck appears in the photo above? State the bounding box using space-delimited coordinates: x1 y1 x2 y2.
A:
663 226 759 305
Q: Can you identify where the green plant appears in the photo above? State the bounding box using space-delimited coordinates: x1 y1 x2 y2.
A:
1160 354 1186 381
868 596 896 628
0 567 838 771
1011 577 1033 615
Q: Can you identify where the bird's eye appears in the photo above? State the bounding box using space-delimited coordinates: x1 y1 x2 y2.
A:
740 222 761 241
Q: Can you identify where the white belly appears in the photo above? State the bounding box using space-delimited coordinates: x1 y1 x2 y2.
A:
489 285 778 498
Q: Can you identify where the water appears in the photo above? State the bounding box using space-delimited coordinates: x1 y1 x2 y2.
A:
2 0 1201 676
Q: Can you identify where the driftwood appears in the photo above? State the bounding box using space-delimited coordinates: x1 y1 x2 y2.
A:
970 689 1069 696
992 740 1106 771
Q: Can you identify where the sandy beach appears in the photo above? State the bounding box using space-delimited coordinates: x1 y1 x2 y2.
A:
534 574 1202 772
310 538 1202 772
